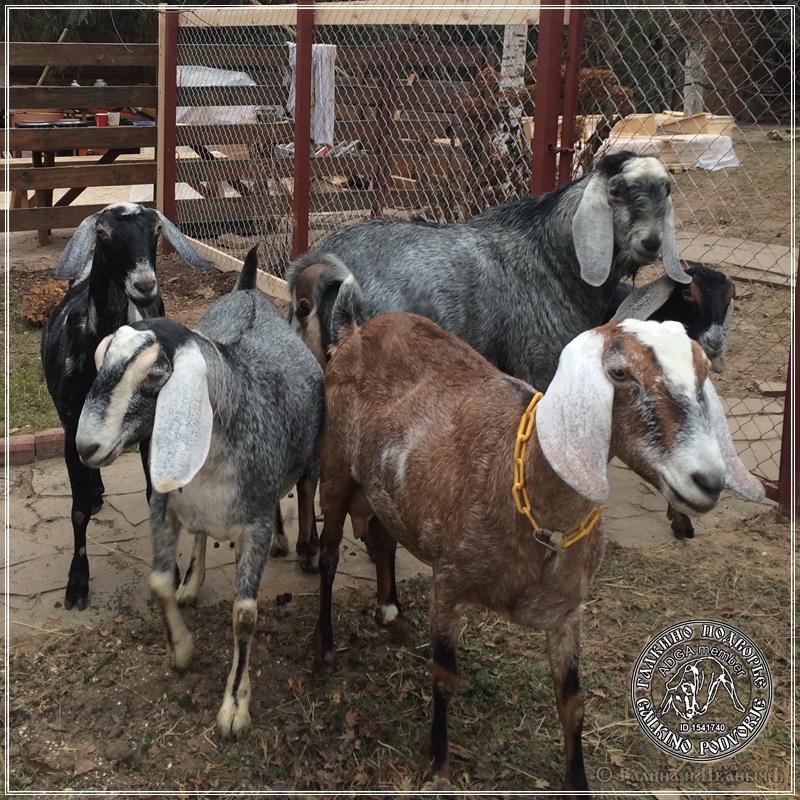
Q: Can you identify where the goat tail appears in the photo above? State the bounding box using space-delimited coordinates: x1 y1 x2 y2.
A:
235 246 259 292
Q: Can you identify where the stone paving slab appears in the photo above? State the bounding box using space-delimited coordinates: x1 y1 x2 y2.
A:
677 232 794 287
5 431 776 639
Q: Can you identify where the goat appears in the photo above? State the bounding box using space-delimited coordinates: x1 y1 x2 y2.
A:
75 248 324 738
41 202 213 610
604 264 736 539
288 151 689 393
314 298 764 791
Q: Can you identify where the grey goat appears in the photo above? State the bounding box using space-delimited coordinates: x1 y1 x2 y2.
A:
288 151 689 391
75 248 325 737
41 202 212 610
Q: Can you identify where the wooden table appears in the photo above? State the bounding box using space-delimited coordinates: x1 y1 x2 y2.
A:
8 125 158 243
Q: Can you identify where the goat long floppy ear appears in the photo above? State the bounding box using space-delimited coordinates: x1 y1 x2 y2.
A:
55 213 99 279
156 212 215 272
536 330 613 503
572 175 615 287
703 378 765 502
660 196 691 284
149 342 214 493
612 274 678 321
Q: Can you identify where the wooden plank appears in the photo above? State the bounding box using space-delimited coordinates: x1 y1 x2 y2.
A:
9 161 157 190
177 85 290 108
336 43 486 71
9 125 158 150
337 118 456 147
176 152 470 183
175 122 293 147
179 3 545 27
9 85 158 110
184 237 289 302
395 81 472 112
8 42 158 67
9 202 155 232
177 44 287 69
177 196 277 222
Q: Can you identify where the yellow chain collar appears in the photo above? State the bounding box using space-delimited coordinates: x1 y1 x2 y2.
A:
512 392 603 552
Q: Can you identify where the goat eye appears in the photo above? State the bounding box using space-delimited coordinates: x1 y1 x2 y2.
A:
609 367 628 381
96 229 110 241
682 288 694 302
608 184 624 201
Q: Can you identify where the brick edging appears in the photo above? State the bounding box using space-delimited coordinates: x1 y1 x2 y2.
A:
1 427 64 466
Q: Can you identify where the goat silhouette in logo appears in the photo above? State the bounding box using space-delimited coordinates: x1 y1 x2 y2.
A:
659 657 747 721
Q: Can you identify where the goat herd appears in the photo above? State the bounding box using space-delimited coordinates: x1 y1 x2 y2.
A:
36 151 764 793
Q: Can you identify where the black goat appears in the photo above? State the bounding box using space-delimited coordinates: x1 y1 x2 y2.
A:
41 203 212 610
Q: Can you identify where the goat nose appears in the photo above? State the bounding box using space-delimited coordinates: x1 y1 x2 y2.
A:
692 471 724 496
641 236 661 255
134 277 156 295
80 442 100 461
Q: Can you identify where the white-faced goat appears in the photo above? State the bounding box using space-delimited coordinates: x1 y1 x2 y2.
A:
314 297 764 791
76 248 324 738
288 151 690 392
41 203 213 610
605 263 736 538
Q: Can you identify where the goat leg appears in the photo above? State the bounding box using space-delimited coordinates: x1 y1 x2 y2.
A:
314 479 355 672
422 577 459 782
370 517 411 641
90 469 104 515
666 504 695 539
218 517 273 739
64 432 94 610
295 472 320 573
176 533 207 608
149 493 194 672
270 506 289 558
546 618 590 795
139 437 153 504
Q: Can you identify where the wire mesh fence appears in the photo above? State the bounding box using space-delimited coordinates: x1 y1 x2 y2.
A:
573 2 793 489
172 2 793 493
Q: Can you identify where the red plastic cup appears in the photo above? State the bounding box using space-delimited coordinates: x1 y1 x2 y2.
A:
95 112 108 127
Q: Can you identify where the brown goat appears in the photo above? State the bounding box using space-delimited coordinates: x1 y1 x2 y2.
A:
314 310 764 792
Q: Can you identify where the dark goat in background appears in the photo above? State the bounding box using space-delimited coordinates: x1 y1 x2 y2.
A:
40 203 212 610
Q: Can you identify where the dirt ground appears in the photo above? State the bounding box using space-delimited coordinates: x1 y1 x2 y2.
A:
5 509 792 794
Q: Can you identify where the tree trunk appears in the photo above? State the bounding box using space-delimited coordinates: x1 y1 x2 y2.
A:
683 30 708 116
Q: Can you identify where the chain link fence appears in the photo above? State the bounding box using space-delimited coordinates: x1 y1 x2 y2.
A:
574 2 793 490
172 2 793 493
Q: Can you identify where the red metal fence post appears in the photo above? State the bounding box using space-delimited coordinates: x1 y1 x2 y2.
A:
557 6 584 185
774 250 798 515
156 4 178 254
292 2 314 258
530 0 563 195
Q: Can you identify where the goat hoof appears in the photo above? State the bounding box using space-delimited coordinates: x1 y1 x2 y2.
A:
270 539 289 559
168 633 194 673
216 700 250 739
313 650 337 675
64 592 89 611
298 549 320 574
422 776 453 791
91 498 104 515
175 588 198 609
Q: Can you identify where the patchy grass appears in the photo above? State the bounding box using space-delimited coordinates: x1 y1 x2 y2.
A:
2 353 60 434
7 516 792 793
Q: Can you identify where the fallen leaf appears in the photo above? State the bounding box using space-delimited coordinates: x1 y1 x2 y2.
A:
590 688 607 698
73 759 94 776
344 709 359 729
535 778 551 789
352 770 369 786
23 757 59 774
448 742 474 760
610 753 625 767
